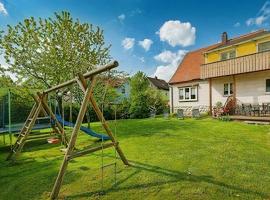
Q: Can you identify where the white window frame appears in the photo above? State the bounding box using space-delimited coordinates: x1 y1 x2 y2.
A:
257 41 270 53
223 83 233 96
178 86 198 102
220 50 236 61
266 79 270 93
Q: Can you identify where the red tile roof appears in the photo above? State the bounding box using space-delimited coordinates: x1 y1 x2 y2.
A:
169 45 218 84
169 29 269 85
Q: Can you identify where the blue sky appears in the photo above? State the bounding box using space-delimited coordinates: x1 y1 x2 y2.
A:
0 0 269 81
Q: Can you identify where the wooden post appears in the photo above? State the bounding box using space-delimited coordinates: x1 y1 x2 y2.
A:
77 73 129 166
50 76 97 200
36 93 68 146
233 75 236 108
209 78 213 116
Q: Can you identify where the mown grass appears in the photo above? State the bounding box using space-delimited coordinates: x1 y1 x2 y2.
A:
0 117 270 200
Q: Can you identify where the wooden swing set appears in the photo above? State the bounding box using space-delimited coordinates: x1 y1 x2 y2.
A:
6 61 129 199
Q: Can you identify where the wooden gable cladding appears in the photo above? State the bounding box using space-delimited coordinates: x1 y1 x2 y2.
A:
201 50 270 79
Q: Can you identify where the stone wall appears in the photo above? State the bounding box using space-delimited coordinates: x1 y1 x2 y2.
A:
173 105 209 116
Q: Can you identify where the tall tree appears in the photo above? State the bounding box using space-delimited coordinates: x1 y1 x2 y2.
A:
0 11 111 89
129 71 150 118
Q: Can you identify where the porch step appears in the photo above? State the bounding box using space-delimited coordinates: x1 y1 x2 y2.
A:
244 121 270 125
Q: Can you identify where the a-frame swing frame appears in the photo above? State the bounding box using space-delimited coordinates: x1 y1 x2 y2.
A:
49 61 129 199
5 61 129 199
6 92 69 161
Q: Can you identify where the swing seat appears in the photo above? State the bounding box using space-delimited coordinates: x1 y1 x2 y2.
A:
47 138 60 144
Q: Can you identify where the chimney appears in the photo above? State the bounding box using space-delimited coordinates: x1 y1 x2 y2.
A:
222 32 228 44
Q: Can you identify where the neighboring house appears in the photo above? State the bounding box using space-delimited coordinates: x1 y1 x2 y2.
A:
147 76 169 98
116 81 130 98
169 29 270 115
115 76 169 99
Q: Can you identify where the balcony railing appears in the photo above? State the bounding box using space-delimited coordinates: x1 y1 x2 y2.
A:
201 50 270 79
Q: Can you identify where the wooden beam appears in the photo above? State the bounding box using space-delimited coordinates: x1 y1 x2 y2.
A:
233 75 236 107
36 92 68 146
209 78 213 116
77 74 129 166
50 77 97 200
44 61 118 94
67 142 117 161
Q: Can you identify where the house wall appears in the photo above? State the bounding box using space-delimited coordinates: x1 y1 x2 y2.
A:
170 80 210 115
211 70 270 106
205 34 270 63
116 82 130 98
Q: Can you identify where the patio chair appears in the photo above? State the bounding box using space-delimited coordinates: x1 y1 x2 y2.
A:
242 104 252 116
177 109 184 119
150 110 156 118
251 104 260 116
261 103 270 116
192 108 200 119
234 104 242 115
163 111 169 119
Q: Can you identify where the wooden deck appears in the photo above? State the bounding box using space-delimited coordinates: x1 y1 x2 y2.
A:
229 115 270 122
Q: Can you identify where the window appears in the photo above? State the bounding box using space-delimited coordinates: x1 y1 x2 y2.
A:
121 87 125 94
220 50 236 61
266 79 270 92
258 41 270 52
224 83 233 96
179 86 197 101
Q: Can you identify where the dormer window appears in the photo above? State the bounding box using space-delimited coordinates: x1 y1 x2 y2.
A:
220 50 236 61
258 41 270 52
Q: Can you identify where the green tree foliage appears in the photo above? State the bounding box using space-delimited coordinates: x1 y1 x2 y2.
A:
0 75 14 88
129 71 168 118
129 71 150 118
146 87 168 114
0 11 111 89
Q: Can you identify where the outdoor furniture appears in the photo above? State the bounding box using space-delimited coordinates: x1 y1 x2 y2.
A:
177 109 184 119
234 104 242 115
192 108 200 118
261 103 270 116
163 111 169 119
242 104 252 116
150 110 156 118
252 104 260 116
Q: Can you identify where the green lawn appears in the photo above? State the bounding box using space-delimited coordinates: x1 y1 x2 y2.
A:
1 117 270 200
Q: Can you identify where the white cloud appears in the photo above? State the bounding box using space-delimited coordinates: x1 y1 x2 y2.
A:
0 2 8 16
130 8 142 17
246 1 270 26
234 22 241 27
121 37 135 50
157 20 196 47
118 14 125 22
139 57 145 63
138 39 153 51
153 50 187 81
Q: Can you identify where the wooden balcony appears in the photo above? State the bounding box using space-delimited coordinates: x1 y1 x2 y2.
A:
201 50 270 79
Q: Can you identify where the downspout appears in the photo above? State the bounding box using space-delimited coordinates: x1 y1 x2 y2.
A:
169 85 174 113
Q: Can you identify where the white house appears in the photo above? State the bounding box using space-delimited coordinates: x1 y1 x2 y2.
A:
169 30 270 116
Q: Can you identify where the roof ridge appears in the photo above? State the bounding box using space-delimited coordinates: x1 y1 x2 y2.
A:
228 29 266 42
